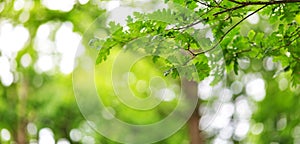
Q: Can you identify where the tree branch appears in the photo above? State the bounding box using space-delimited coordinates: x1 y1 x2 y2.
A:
213 5 246 16
196 5 268 55
229 0 300 5
164 0 300 75
214 0 300 16
165 5 268 70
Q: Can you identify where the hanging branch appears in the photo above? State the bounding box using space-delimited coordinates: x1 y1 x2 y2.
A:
195 4 268 55
170 4 268 69
172 0 300 67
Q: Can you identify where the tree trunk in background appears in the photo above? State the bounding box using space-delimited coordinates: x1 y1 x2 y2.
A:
182 79 205 144
17 120 26 144
17 78 28 144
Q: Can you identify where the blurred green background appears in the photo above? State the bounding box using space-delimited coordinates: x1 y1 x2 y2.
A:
0 0 300 144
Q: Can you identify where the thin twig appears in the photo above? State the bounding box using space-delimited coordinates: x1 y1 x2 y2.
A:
172 18 208 31
186 43 197 56
169 4 217 31
291 53 300 61
234 49 252 55
270 26 300 52
214 5 246 16
195 0 226 8
271 34 300 52
194 0 212 7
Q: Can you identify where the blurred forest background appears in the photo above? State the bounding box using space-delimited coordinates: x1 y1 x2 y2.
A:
0 0 300 144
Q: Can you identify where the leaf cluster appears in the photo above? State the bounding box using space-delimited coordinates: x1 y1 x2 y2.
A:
94 0 300 84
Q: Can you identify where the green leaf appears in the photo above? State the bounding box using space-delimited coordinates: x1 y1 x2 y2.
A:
247 30 256 40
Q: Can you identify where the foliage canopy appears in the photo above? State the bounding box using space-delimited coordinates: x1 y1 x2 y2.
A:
94 0 300 85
